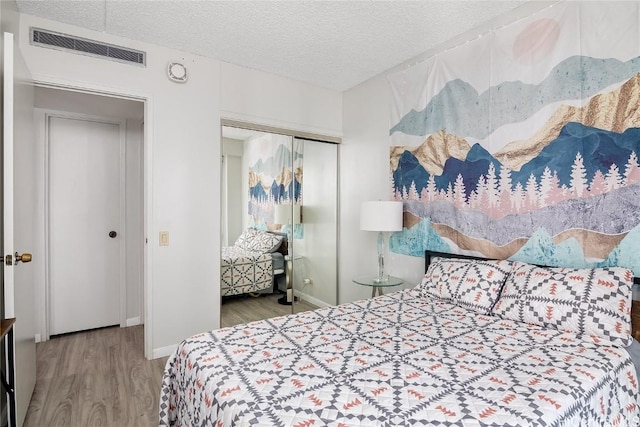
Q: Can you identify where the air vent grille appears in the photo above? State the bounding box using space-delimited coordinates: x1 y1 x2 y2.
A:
31 28 146 66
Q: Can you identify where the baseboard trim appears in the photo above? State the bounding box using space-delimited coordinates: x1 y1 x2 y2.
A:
152 344 177 359
126 316 141 327
295 292 332 309
35 333 42 343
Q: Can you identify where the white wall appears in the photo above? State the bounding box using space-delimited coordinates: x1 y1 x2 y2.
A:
19 13 343 358
19 14 221 357
339 1 555 304
221 62 342 138
341 76 423 304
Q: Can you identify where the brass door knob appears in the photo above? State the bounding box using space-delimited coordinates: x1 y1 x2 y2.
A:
15 252 32 263
4 252 33 265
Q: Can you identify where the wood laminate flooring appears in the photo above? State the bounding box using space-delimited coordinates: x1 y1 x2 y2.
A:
23 294 318 426
24 325 166 427
221 293 318 327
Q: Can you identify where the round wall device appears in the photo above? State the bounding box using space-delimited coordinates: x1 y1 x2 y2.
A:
168 62 188 83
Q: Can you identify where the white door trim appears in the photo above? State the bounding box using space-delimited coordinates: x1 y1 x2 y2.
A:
32 77 154 360
3 33 15 318
43 111 127 338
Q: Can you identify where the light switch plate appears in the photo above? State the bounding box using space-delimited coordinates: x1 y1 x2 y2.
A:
159 231 169 246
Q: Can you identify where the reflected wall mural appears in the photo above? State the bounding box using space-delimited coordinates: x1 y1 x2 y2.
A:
247 134 303 237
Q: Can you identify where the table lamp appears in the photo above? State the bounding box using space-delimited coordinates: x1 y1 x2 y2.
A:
274 203 301 243
360 201 403 283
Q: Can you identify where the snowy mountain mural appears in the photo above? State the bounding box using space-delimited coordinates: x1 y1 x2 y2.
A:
388 1 640 275
246 135 303 235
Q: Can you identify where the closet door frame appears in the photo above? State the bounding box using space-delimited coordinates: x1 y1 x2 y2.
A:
219 119 341 316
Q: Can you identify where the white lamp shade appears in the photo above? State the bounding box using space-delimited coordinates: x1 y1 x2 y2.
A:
274 203 301 224
360 201 403 231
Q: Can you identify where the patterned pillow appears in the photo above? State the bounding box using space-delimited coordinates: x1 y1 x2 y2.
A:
235 229 283 253
417 258 512 314
234 228 260 251
492 262 634 346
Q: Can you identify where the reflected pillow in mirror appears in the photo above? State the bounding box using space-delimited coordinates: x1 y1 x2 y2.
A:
237 229 283 253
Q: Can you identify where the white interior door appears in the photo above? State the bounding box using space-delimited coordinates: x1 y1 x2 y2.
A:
48 115 123 336
3 31 37 427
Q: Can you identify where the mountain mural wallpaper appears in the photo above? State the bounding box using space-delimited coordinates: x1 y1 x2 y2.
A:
246 134 303 237
388 1 640 275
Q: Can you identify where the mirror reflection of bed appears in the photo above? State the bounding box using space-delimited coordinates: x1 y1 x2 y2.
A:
220 124 338 327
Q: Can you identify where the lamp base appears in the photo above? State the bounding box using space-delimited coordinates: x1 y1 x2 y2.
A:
373 276 389 284
277 295 299 305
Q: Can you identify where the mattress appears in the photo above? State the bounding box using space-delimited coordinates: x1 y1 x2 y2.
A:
160 289 640 426
220 246 273 296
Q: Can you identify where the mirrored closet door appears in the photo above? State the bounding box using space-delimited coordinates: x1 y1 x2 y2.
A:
220 125 338 327
289 137 338 313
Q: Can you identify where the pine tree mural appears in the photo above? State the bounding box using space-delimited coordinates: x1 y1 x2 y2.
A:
625 151 640 184
512 182 525 211
419 187 428 201
525 174 538 210
589 170 607 196
547 171 564 204
453 174 466 208
390 170 397 198
468 190 479 209
408 181 419 200
476 175 489 212
425 174 437 202
538 167 553 207
570 152 587 198
605 163 623 191
498 166 513 213
486 163 499 208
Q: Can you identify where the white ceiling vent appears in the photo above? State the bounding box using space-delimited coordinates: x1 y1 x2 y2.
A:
30 28 146 66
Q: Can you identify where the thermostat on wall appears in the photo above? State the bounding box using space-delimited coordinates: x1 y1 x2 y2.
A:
167 62 188 83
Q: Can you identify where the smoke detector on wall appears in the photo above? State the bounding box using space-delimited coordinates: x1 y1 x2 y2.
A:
167 62 188 83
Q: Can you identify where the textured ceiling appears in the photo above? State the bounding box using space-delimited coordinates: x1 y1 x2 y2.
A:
16 0 544 91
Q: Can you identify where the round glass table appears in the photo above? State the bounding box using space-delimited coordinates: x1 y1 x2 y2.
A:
352 276 404 297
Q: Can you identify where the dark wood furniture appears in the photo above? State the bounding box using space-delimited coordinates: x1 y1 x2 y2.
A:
424 250 640 341
1 318 16 427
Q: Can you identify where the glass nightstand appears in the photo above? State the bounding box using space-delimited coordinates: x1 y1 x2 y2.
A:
352 276 404 297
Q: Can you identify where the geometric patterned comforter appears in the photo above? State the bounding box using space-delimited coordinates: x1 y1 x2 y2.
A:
160 289 640 426
221 246 273 296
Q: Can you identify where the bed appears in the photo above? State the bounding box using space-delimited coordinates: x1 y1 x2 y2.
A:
221 229 287 296
161 251 640 425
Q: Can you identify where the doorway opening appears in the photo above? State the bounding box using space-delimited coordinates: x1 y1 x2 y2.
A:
33 86 146 349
